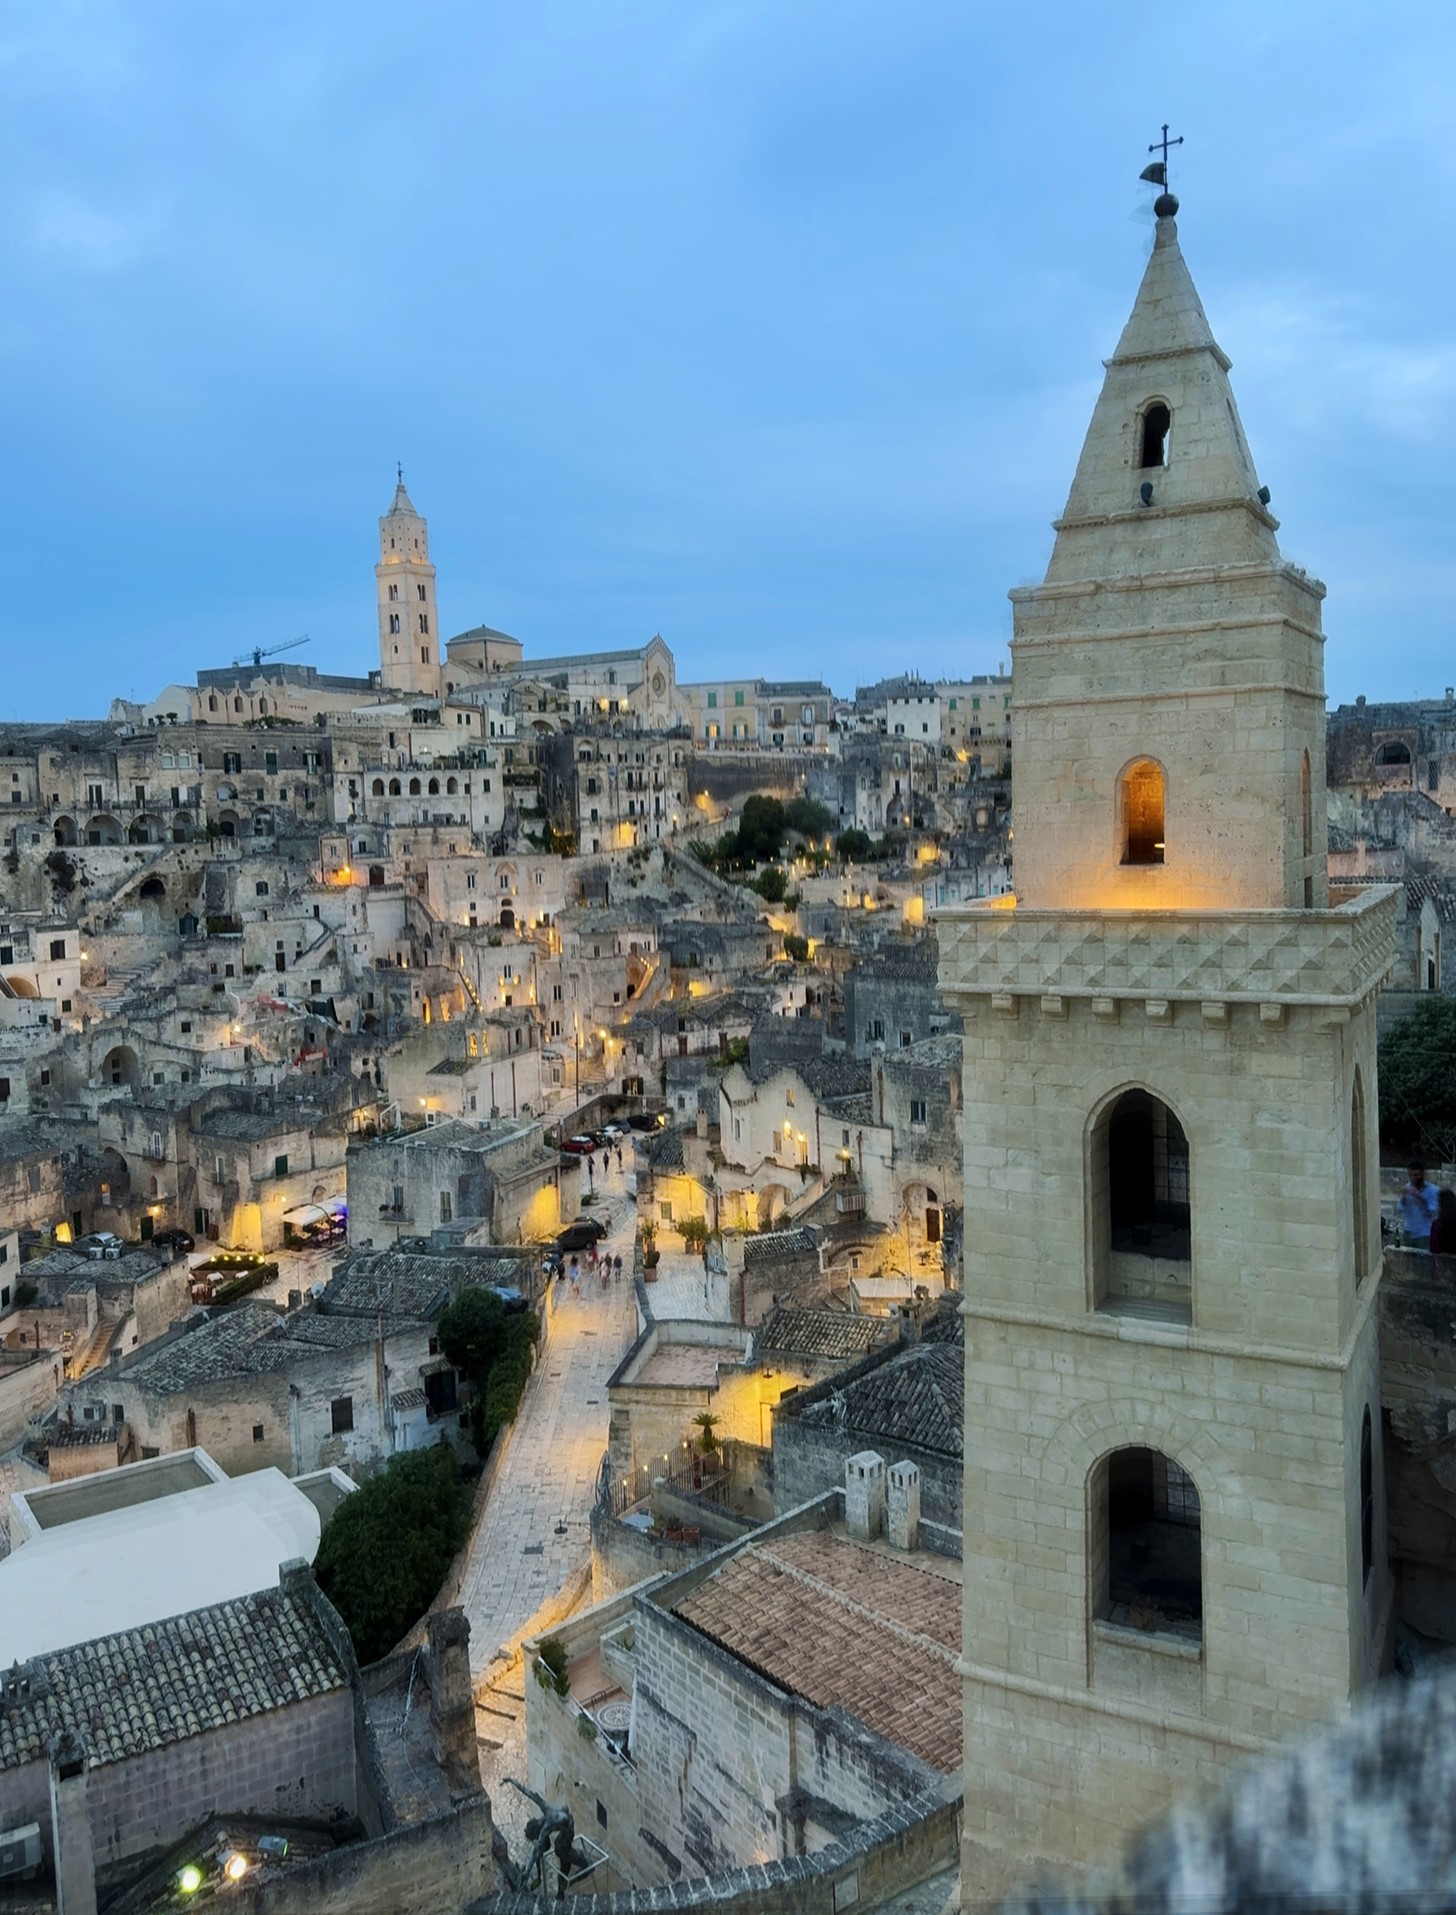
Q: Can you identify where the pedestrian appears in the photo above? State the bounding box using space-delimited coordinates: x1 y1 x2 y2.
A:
1431 1187 1456 1257
616 1147 623 1173
587 1153 595 1184
1400 1162 1440 1249
615 1253 623 1282
569 1254 580 1293
587 1244 597 1274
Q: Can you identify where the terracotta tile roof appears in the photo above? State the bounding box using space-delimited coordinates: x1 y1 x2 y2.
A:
0 1585 348 1773
672 1529 961 1774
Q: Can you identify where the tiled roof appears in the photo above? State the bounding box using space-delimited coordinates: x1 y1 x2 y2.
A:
645 1128 685 1170
743 1226 819 1267
756 1307 885 1361
671 1529 960 1773
918 1299 965 1346
106 1301 420 1393
802 1343 963 1458
0 1585 348 1774
321 1248 531 1320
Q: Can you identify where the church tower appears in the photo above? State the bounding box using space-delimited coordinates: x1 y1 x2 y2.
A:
376 472 441 697
939 191 1396 1895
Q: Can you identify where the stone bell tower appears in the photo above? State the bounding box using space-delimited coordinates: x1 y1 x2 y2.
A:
939 189 1397 1897
376 470 441 697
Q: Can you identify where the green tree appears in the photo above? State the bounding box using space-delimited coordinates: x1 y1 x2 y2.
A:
784 797 833 839
692 1411 721 1456
736 795 786 863
835 827 873 862
1379 997 1456 1157
314 1446 470 1664
437 1287 509 1383
784 933 810 963
751 864 788 904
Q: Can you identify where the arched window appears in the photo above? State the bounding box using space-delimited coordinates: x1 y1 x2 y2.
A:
1360 1408 1374 1586
1301 750 1312 859
233 697 243 713
428 777 440 795
258 696 268 715
1376 741 1412 767
1090 1088 1190 1318
1121 760 1165 865
446 776 458 795
1091 1447 1201 1643
388 779 401 797
1352 1069 1370 1288
1139 402 1171 469
371 778 385 797
409 778 421 796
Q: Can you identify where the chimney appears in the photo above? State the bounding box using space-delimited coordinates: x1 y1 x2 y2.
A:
844 1450 885 1541
48 1729 97 1915
887 1459 921 1552
425 1609 482 1799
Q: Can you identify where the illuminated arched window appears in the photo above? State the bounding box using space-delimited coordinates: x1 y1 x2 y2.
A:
1121 760 1166 865
1139 402 1171 469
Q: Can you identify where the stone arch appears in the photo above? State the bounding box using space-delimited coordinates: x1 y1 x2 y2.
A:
901 1178 943 1250
446 776 459 795
372 778 385 797
1118 757 1165 866
409 777 422 796
86 814 122 846
756 1182 792 1229
1085 1080 1192 1317
52 816 78 847
138 876 166 900
1138 398 1171 468
388 779 402 797
217 809 242 838
171 813 194 843
100 1044 141 1091
427 777 440 795
1375 740 1411 767
1090 1446 1203 1642
7 975 38 999
128 816 159 845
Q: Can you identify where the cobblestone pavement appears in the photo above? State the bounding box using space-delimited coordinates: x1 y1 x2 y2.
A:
643 1245 730 1322
458 1161 639 1681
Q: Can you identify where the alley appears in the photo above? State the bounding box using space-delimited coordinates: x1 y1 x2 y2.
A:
456 1152 639 1680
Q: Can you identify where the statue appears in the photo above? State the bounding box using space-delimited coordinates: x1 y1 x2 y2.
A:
505 1777 587 1901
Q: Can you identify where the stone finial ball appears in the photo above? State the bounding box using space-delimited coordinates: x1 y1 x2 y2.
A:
1154 192 1180 218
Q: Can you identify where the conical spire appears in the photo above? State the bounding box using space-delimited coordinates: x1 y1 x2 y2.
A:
1045 209 1277 586
385 464 418 519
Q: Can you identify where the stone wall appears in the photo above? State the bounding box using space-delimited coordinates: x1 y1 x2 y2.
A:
230 1790 497 1915
0 1346 61 1449
1379 1246 1456 1642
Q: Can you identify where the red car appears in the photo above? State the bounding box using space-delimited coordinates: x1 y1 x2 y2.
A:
559 1135 598 1155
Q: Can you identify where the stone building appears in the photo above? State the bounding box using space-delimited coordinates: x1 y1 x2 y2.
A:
938 195 1396 1894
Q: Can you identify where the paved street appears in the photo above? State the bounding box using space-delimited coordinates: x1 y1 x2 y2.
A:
457 1155 639 1681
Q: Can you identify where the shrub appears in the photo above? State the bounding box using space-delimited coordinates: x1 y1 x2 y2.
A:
314 1446 470 1664
750 865 788 904
784 934 810 963
534 1635 570 1697
1379 997 1456 1157
13 1281 37 1309
835 828 873 862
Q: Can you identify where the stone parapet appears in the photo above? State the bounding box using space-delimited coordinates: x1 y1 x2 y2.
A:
937 884 1397 1008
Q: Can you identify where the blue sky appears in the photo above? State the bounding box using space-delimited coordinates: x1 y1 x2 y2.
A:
6 1 1453 719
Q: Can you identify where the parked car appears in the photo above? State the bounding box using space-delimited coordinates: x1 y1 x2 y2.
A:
600 1121 629 1141
559 1134 598 1156
556 1218 609 1252
152 1228 195 1254
626 1111 668 1132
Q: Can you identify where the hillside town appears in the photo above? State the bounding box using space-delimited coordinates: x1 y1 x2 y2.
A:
5 178 1456 1915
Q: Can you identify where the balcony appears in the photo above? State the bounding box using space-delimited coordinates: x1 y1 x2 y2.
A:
936 886 1398 1009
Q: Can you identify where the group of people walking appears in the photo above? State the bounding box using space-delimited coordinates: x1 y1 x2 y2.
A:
563 1246 624 1292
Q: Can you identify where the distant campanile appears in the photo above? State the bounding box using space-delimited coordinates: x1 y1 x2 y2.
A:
376 474 441 698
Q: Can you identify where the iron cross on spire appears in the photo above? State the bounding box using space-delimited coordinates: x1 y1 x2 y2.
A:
1142 123 1183 189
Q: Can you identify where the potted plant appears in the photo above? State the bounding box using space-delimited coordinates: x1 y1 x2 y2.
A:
641 1222 660 1278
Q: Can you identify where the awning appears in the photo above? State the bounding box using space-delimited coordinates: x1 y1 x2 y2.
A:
281 1204 329 1227
324 1198 348 1220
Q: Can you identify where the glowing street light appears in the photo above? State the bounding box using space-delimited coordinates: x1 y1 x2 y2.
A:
177 1864 203 1894
224 1851 250 1882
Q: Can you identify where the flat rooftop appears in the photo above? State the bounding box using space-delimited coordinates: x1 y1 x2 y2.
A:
670 1525 962 1773
23 1449 214 1528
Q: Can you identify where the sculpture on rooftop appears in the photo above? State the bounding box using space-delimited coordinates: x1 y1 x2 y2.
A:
505 1777 587 1901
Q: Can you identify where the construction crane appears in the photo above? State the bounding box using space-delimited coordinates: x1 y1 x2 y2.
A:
233 635 310 671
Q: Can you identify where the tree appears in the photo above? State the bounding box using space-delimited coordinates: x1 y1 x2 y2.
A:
692 1412 721 1456
1379 997 1456 1157
751 865 788 904
784 933 810 963
784 797 833 840
314 1446 470 1664
437 1287 509 1383
736 795 786 863
836 827 873 862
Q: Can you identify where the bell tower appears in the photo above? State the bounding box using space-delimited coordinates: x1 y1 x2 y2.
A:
939 188 1396 1897
376 471 441 697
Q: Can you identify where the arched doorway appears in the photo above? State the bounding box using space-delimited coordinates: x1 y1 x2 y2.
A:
86 815 122 846
52 817 78 847
100 1045 141 1091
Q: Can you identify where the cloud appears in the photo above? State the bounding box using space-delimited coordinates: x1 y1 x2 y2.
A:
15 189 172 275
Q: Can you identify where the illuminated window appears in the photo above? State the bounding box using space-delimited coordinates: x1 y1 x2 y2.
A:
1121 759 1166 865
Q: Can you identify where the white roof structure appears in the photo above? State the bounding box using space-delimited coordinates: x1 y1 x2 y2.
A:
2 1450 340 1663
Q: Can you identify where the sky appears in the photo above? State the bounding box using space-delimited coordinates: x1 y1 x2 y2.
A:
5 1 1455 719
